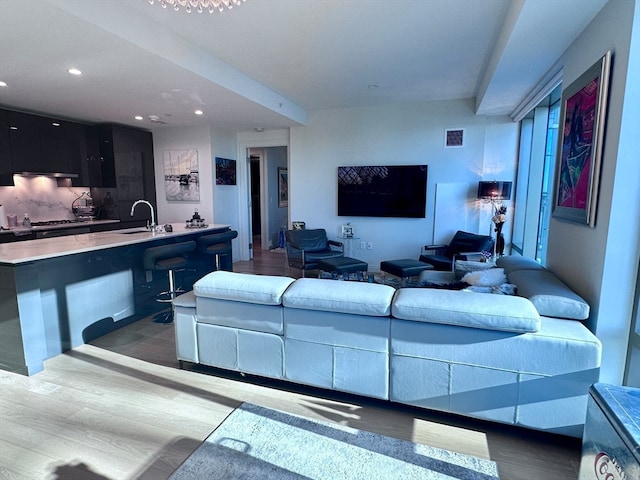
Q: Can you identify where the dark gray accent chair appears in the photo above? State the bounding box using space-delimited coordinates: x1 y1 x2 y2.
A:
285 228 344 277
419 230 495 271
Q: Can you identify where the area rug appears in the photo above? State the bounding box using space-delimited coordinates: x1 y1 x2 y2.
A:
169 402 500 479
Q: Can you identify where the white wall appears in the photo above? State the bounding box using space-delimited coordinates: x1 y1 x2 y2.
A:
289 98 519 268
211 126 240 230
151 125 213 225
152 125 244 260
546 0 640 384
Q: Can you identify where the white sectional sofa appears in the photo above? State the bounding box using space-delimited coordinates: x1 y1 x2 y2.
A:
173 256 601 438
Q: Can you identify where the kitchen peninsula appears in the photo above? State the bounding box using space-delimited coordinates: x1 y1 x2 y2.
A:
0 224 232 375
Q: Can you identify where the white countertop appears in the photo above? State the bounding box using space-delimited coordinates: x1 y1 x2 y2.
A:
0 224 231 265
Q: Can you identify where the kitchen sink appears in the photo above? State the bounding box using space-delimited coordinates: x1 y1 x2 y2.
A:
118 229 150 234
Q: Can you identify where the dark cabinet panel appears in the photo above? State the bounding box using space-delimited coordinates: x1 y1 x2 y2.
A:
6 110 42 172
84 126 116 188
41 118 84 175
92 125 156 226
5 109 88 180
0 110 13 185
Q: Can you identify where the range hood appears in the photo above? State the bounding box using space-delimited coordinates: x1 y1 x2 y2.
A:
16 171 79 178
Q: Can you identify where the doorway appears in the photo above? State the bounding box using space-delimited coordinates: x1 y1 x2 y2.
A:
249 153 262 254
236 130 290 262
246 146 288 254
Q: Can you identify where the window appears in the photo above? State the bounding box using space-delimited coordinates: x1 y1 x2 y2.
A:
512 84 561 264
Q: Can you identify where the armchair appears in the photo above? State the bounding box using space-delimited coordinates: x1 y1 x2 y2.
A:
285 228 344 277
419 230 494 271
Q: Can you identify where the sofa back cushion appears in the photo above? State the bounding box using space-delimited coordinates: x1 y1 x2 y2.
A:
507 269 590 320
194 271 295 306
283 278 396 316
286 229 329 252
496 255 545 275
391 288 541 333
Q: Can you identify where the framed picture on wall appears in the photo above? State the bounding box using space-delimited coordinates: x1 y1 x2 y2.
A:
278 167 288 208
163 149 199 202
216 157 237 185
552 51 611 227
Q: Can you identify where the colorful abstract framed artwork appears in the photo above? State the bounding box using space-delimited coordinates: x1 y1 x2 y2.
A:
552 51 611 227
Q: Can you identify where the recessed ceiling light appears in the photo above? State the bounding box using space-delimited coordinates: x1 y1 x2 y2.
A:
0 81 7 87
134 115 144 121
67 68 82 76
194 109 204 115
51 122 60 127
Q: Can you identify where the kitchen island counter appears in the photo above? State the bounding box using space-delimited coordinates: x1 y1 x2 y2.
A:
0 223 234 376
0 223 231 265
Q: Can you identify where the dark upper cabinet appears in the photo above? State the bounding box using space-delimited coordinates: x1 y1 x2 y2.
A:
0 109 13 185
84 125 116 188
91 124 156 226
41 118 84 174
5 109 88 183
6 110 42 172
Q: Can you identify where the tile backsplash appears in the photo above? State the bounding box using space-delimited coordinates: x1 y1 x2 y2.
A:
0 175 89 223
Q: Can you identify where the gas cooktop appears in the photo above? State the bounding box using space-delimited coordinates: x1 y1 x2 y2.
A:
30 219 84 226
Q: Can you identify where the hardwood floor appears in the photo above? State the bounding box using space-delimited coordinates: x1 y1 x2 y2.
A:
0 242 582 480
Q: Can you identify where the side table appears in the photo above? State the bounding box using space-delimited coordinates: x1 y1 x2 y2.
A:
578 383 640 479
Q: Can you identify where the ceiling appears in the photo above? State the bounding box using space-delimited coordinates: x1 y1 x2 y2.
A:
0 0 608 131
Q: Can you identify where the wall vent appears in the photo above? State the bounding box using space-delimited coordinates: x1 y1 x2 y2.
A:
445 129 464 148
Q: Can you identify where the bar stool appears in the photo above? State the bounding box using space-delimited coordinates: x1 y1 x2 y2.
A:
143 240 196 323
197 230 238 271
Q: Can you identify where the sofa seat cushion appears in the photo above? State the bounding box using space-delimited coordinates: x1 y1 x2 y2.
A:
283 278 396 316
194 271 295 306
508 269 590 320
392 288 540 333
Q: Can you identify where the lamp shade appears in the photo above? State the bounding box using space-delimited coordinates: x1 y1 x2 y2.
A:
477 181 512 200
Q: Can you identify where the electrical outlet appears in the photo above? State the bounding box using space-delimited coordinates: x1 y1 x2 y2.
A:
360 241 366 249
367 242 373 250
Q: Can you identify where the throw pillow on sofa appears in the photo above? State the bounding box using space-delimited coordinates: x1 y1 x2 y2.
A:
461 268 516 295
462 268 507 287
454 260 495 279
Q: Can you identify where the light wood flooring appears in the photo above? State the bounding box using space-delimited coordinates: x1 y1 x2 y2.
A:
0 242 582 480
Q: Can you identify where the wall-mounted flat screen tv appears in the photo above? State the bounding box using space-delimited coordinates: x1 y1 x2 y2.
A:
337 165 428 218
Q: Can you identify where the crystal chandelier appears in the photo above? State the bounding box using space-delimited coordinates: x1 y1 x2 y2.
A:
148 0 246 14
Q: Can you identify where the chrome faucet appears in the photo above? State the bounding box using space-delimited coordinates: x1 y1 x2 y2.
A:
130 200 157 231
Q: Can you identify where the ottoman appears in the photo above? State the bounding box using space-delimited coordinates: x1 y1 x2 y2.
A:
318 256 368 280
379 258 433 286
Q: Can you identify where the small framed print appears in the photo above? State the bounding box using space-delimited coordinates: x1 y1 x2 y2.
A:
278 167 288 208
292 221 306 230
341 224 354 238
